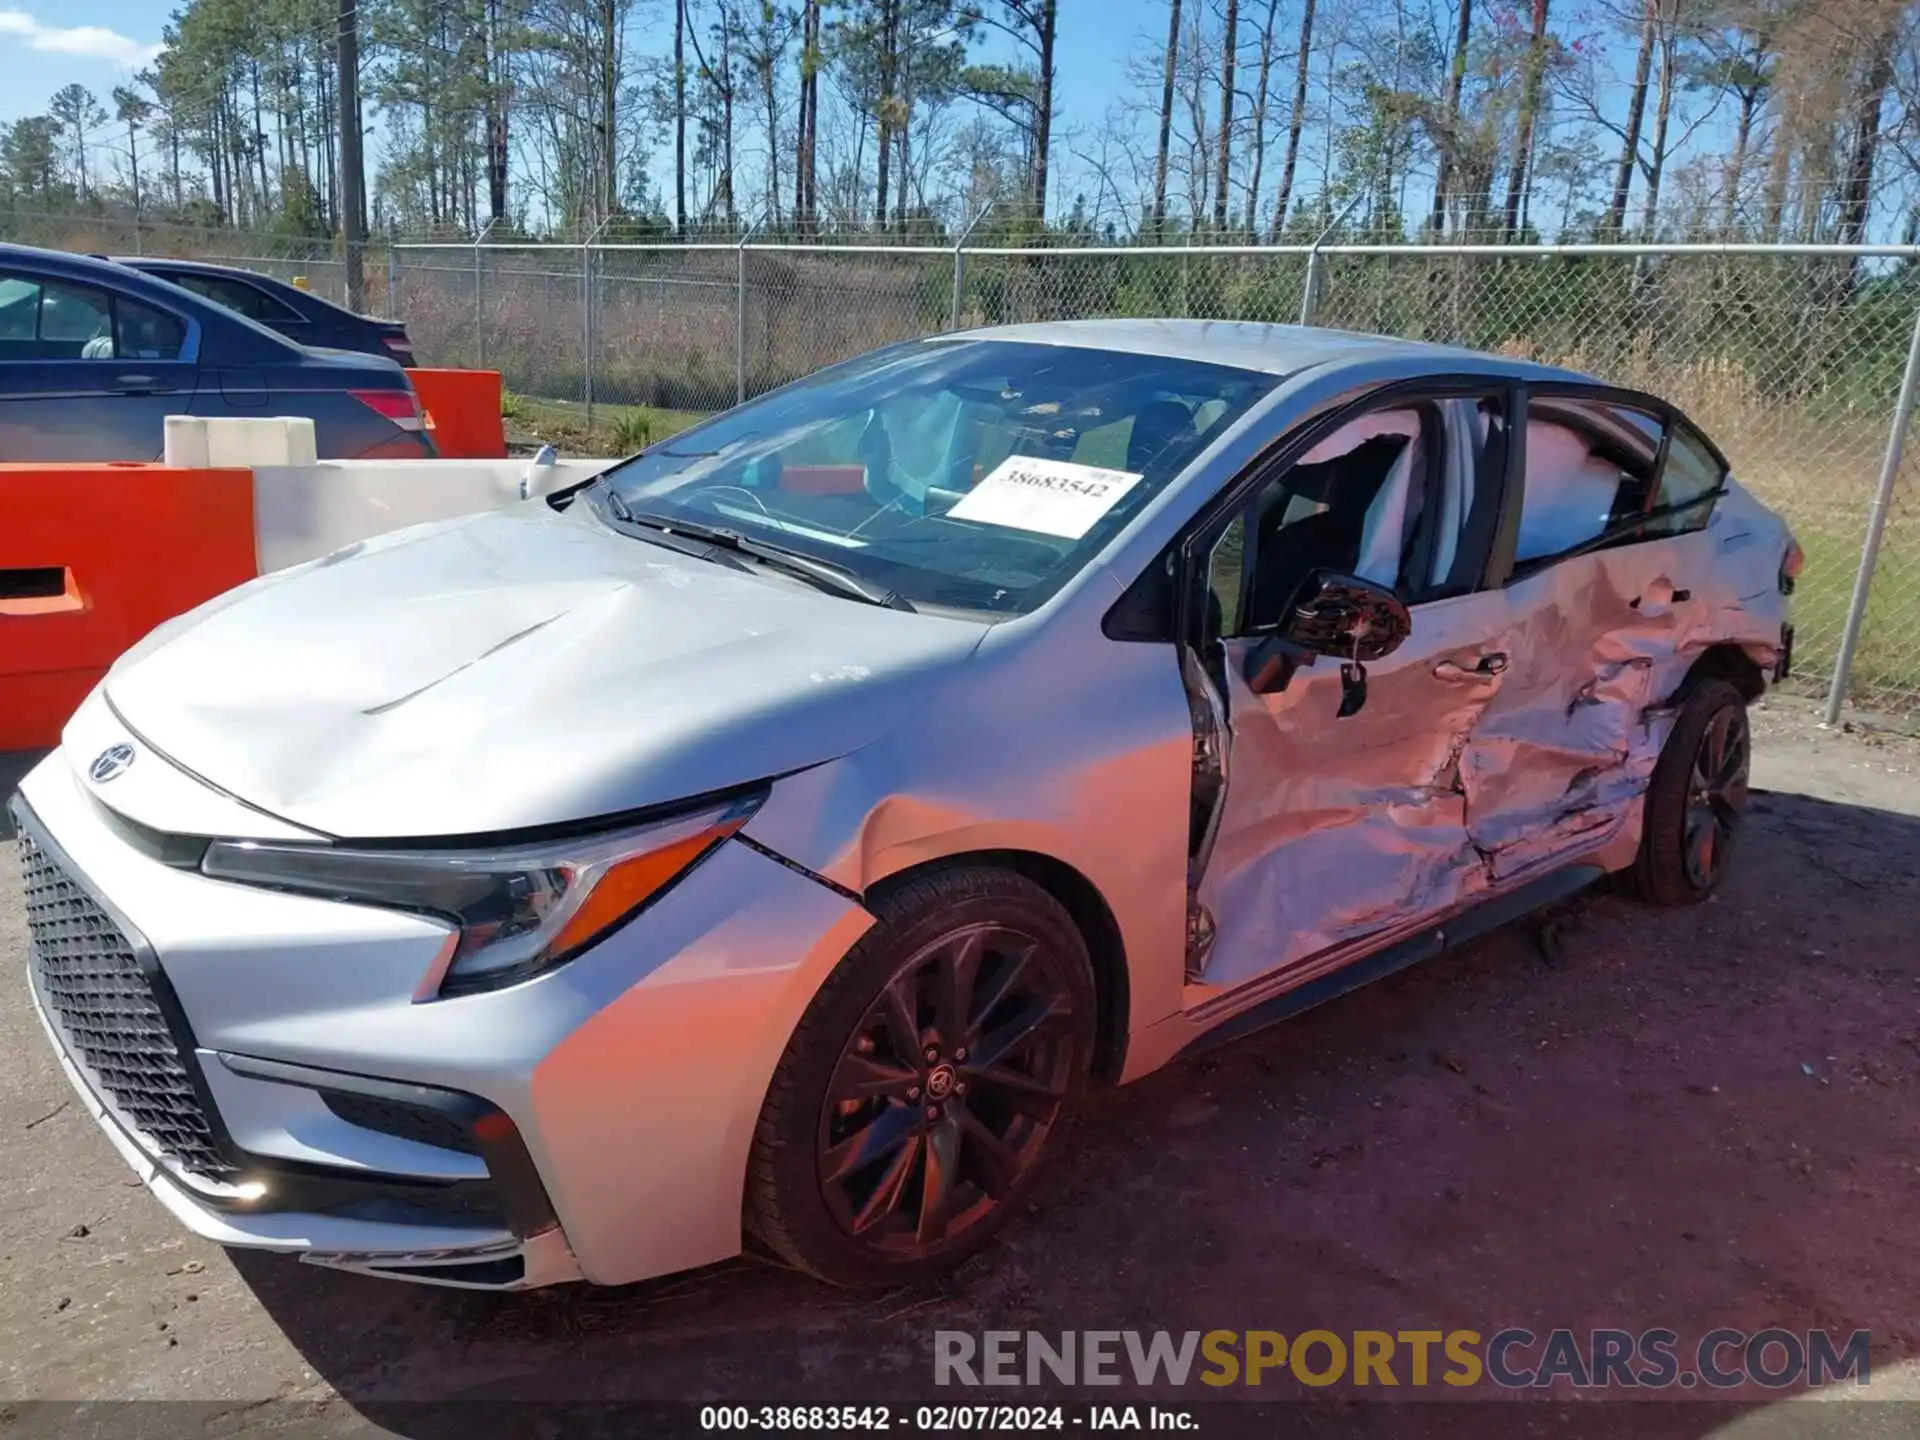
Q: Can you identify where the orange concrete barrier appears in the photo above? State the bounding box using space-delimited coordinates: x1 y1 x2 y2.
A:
410 369 507 459
780 464 867 496
0 464 255 751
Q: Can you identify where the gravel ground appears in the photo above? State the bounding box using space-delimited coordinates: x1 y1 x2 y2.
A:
1 697 1918 1439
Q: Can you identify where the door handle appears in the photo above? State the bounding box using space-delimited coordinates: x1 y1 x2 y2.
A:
115 374 163 393
1433 652 1509 682
1634 578 1692 608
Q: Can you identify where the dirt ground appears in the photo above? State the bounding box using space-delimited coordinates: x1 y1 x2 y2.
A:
1 697 1918 1438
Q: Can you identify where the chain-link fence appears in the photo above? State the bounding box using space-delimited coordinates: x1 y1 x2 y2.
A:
2 205 1915 722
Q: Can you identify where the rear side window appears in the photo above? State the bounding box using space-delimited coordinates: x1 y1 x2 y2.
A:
1646 422 1727 538
39 282 113 347
115 298 186 360
168 273 301 324
1512 398 1662 569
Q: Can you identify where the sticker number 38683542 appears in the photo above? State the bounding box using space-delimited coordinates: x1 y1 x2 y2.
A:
945 456 1145 540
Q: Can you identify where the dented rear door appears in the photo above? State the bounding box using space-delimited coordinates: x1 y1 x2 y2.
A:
1456 388 1693 879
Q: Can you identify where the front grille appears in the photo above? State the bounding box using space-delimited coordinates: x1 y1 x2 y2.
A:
17 828 236 1181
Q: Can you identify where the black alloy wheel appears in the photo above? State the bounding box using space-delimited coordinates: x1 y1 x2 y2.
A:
747 865 1096 1287
1681 702 1750 889
1623 677 1753 905
817 922 1076 1253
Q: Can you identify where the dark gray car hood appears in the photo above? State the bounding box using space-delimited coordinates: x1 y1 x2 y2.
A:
104 503 988 839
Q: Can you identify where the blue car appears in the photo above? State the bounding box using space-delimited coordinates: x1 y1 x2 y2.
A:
0 244 434 462
115 256 417 367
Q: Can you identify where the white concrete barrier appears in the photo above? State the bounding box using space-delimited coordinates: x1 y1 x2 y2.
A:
250 456 611 574
164 415 319 468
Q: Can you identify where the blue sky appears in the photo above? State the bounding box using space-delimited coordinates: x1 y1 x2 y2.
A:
0 2 162 112
0 0 1141 136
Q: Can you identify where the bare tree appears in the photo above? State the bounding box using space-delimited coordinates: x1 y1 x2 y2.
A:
1428 0 1472 235
1152 0 1182 230
1270 0 1316 235
1606 0 1657 235
1242 0 1284 233
1500 0 1551 237
1213 0 1239 232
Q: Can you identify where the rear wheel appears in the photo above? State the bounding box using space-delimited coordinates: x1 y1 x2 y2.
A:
746 865 1096 1288
1621 677 1751 905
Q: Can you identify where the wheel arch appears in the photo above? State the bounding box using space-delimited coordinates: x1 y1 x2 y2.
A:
1681 642 1766 704
869 848 1132 1082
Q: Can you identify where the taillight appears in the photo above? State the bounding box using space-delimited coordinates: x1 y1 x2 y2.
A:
349 388 424 432
1780 537 1804 595
382 335 414 356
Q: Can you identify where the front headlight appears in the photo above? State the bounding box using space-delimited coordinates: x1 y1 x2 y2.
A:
200 792 763 995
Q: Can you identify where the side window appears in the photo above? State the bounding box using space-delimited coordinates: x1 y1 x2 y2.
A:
0 275 40 346
1646 421 1726 537
39 282 114 356
195 276 299 324
114 297 186 361
1512 399 1662 569
1209 405 1433 638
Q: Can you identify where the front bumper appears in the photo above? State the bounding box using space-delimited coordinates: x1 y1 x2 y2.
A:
12 744 872 1289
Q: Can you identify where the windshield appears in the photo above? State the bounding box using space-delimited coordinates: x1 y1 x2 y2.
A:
593 339 1275 615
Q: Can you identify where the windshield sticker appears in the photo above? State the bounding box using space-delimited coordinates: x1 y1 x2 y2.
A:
946 456 1145 539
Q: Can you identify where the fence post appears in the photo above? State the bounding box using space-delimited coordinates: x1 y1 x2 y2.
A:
1823 300 1920 725
1181 228 1192 318
1299 192 1367 328
582 218 610 430
472 218 496 370
387 244 400 318
1299 251 1324 326
736 216 761 407
950 202 992 332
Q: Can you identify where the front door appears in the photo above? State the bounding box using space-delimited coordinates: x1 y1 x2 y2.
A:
1187 390 1518 992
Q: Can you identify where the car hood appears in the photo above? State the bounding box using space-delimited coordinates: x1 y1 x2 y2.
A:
102 503 989 839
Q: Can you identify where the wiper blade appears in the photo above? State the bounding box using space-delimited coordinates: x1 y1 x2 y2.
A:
625 511 915 612
590 474 635 521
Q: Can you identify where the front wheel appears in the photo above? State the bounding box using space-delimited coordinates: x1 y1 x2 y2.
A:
745 865 1097 1289
1620 677 1751 905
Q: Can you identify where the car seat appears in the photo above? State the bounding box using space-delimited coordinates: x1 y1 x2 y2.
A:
1126 400 1196 472
1245 435 1409 628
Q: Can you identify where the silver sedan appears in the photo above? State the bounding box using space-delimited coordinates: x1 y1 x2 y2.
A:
11 320 1796 1291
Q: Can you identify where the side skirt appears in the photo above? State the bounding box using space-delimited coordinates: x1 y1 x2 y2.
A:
1175 862 1606 1062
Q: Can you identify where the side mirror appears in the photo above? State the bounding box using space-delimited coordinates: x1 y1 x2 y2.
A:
1279 569 1412 661
1243 570 1412 715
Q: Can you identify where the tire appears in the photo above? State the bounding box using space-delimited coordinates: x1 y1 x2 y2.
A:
745 864 1098 1289
1620 677 1752 906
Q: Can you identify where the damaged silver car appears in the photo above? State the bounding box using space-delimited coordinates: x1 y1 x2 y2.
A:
11 320 1797 1292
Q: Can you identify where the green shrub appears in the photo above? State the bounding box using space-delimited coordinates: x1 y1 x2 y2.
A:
610 408 654 454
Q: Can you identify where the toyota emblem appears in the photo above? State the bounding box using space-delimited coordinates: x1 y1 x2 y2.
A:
88 743 136 784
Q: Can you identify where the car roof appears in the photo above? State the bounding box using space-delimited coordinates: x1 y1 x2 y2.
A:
116 255 302 294
119 255 279 281
0 241 185 288
959 317 1597 386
